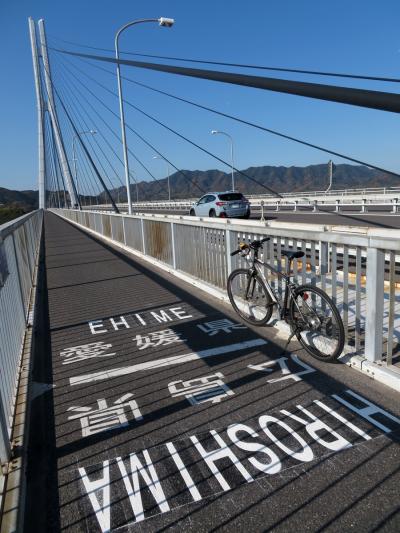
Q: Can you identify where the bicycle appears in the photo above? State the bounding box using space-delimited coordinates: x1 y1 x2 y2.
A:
227 237 345 362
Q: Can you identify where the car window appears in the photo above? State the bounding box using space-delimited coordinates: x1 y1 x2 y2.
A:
197 196 208 204
207 195 216 203
218 193 244 201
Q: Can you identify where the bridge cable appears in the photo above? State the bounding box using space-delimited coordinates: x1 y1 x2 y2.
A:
47 39 400 84
52 48 400 114
40 53 119 212
44 112 60 207
54 59 169 200
73 56 400 180
56 57 173 199
49 116 63 207
53 84 105 204
54 72 126 194
58 58 207 196
61 56 281 196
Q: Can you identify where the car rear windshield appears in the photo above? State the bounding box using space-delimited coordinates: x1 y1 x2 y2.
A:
218 193 244 201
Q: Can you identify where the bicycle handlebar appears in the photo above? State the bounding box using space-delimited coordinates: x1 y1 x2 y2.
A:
230 237 270 256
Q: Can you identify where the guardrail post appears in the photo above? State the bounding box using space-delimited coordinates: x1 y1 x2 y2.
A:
225 228 234 276
335 199 340 212
141 218 146 255
313 200 318 212
293 200 298 212
365 247 385 362
170 222 177 269
122 216 127 246
361 198 367 213
392 198 398 213
319 241 329 290
276 201 280 212
260 200 265 221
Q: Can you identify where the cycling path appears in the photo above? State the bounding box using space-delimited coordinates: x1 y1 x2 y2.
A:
25 212 400 532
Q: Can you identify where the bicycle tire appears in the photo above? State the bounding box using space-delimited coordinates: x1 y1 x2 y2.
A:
289 284 345 362
227 268 273 326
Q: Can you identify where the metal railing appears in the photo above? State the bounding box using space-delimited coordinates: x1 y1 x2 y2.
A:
257 198 400 216
0 210 43 467
53 208 400 369
247 186 400 199
84 195 400 214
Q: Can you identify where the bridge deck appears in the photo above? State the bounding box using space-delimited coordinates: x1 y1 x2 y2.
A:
24 212 400 532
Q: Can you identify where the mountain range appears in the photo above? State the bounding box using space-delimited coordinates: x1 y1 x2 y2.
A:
2 163 398 208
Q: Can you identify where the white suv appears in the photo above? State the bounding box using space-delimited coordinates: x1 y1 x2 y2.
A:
189 191 251 219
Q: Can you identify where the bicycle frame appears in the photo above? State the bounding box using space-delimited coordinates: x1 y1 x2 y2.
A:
243 248 298 320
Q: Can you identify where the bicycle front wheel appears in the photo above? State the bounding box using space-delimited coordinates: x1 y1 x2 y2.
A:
227 269 273 326
290 284 345 362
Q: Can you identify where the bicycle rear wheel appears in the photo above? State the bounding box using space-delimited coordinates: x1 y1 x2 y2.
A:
290 284 345 362
227 268 273 325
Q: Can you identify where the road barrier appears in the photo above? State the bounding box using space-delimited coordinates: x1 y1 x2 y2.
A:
85 195 400 214
53 209 400 370
256 197 400 213
0 210 43 469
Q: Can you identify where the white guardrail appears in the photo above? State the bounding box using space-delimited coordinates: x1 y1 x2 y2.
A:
0 210 43 471
248 186 400 199
84 195 400 214
52 209 400 370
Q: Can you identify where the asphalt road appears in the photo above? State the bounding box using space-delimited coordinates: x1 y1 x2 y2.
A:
127 207 400 229
24 212 400 532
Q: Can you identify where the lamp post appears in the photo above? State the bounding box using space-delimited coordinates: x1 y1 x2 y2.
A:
115 17 174 214
211 130 235 191
326 160 334 193
72 130 97 206
153 155 171 201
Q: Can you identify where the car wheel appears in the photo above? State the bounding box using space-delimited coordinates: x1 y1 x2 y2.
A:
209 209 216 217
189 208 195 216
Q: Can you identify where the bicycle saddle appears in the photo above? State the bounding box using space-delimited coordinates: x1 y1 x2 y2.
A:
281 250 305 260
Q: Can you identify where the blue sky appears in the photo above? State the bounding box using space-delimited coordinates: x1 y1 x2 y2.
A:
1 0 400 192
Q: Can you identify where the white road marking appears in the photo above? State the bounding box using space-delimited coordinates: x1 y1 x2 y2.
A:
69 338 267 386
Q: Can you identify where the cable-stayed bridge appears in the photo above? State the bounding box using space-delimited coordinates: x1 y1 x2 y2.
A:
0 16 400 533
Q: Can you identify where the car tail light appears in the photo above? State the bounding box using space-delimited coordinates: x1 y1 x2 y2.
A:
216 201 227 206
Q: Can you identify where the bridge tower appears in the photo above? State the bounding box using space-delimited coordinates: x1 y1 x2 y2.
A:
37 19 79 208
28 18 46 209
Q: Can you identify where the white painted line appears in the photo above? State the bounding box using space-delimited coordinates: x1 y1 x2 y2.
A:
69 339 267 386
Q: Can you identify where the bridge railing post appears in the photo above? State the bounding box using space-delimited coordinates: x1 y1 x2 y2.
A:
171 222 177 269
319 241 329 291
392 198 398 214
364 247 385 362
141 219 146 255
335 199 340 212
225 228 234 276
361 198 367 213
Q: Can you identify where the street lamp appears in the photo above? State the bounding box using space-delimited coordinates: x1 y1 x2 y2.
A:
153 155 171 201
72 130 97 207
211 130 235 191
326 160 335 193
115 17 175 215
